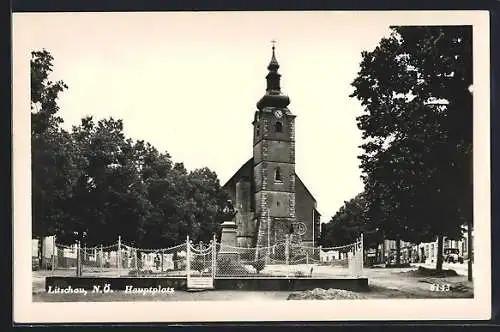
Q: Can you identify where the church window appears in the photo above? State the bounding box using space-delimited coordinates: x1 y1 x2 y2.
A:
275 121 283 133
274 167 282 182
276 201 280 207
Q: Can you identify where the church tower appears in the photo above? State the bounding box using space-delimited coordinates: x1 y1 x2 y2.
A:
253 44 297 249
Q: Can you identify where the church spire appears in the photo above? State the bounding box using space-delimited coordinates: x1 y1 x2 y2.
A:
257 41 290 110
268 41 279 71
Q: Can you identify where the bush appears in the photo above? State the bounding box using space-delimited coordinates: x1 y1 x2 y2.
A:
128 269 155 276
251 259 266 273
240 251 254 261
216 257 250 276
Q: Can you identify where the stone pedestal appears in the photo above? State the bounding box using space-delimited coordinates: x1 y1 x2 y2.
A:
219 220 239 260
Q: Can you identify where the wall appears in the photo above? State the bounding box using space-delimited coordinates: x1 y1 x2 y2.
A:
253 139 294 164
295 176 316 243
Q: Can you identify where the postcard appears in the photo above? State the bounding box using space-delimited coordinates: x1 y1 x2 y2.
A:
12 10 491 323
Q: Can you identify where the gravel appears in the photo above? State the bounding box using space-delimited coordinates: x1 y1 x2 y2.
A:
287 288 365 300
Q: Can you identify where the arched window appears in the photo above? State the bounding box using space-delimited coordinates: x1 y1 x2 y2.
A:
275 167 282 182
275 121 283 133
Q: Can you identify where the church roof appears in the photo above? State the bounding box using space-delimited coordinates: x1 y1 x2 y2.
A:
222 157 253 188
222 157 318 207
295 173 318 204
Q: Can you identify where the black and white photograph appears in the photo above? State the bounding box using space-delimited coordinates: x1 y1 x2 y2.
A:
13 10 491 322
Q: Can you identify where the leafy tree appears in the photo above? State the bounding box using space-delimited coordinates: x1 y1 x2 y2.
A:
320 193 382 251
31 49 235 255
31 50 77 240
62 117 149 246
350 26 472 271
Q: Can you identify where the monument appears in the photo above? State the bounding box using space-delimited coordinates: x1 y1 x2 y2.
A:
218 200 239 260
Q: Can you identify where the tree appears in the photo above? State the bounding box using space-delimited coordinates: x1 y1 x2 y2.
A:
31 49 231 255
319 193 382 250
62 117 150 246
350 26 472 272
31 50 77 240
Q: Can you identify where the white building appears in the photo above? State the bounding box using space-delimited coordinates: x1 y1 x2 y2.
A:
414 227 474 264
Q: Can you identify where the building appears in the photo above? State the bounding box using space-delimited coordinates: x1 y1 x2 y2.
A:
375 226 474 265
414 227 474 264
377 239 415 264
32 235 78 269
222 45 321 251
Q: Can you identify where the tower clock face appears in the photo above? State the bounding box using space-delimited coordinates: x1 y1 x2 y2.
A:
274 110 283 119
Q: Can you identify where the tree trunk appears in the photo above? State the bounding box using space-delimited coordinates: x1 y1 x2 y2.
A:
436 235 444 272
381 238 386 264
467 221 473 282
38 236 43 269
136 249 141 270
395 238 401 266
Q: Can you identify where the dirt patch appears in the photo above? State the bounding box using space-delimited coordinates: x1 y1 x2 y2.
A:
449 282 472 293
400 266 458 278
287 288 365 300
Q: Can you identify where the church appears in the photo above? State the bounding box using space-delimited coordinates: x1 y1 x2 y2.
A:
222 45 321 251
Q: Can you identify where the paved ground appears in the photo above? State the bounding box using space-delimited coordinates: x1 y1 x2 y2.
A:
32 264 473 302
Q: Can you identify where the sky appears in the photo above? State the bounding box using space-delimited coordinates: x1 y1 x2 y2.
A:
16 11 398 221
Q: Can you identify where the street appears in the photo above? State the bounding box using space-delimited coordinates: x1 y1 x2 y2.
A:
32 264 473 302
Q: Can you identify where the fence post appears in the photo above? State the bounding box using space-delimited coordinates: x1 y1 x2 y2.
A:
134 248 138 272
100 245 103 272
161 249 164 273
76 241 81 277
266 209 270 264
285 234 289 265
117 236 122 276
360 233 364 274
186 235 191 279
52 236 56 271
212 234 216 276
285 234 290 278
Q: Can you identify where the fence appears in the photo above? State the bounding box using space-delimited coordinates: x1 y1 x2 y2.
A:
44 234 364 279
215 234 364 278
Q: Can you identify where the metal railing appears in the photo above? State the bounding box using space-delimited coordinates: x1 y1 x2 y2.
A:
42 234 364 279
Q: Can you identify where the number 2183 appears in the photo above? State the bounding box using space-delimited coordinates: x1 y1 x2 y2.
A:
430 283 450 291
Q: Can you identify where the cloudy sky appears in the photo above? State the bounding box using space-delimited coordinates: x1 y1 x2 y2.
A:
13 11 480 221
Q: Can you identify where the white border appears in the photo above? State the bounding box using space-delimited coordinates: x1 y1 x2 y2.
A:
13 10 491 323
